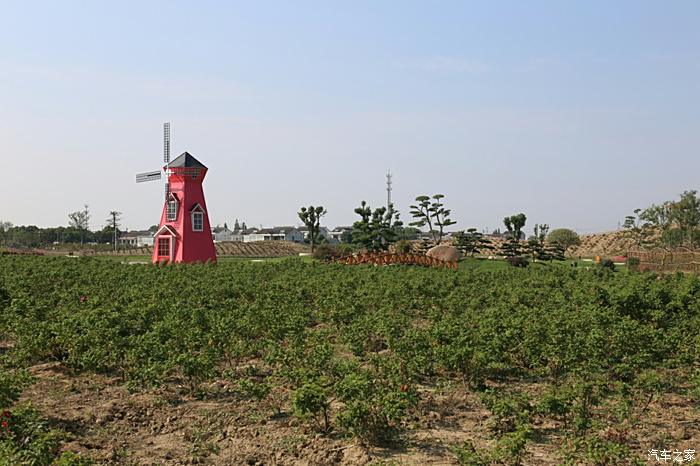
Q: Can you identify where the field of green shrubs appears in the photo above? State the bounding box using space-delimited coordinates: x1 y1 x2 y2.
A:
0 256 699 464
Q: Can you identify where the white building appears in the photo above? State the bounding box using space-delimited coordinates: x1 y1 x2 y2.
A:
243 227 304 243
118 230 154 247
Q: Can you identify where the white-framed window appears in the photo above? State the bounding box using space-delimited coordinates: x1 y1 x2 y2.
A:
167 198 178 221
192 211 204 231
157 237 170 257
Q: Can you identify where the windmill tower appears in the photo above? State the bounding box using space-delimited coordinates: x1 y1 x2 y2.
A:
136 123 217 264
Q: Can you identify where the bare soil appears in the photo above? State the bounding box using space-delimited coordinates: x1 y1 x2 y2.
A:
20 362 700 465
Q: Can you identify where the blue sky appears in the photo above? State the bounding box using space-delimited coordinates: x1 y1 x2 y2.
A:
1 1 699 233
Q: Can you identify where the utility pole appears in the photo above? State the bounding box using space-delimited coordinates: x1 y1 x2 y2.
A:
108 211 122 252
386 171 392 210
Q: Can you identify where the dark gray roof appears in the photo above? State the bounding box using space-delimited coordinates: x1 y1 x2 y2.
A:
258 227 300 234
169 152 207 169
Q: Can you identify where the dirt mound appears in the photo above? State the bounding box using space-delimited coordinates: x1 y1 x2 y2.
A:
216 241 310 257
88 241 310 258
569 231 635 257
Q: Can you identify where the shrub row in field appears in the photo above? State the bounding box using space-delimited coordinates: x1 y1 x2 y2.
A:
1 257 699 463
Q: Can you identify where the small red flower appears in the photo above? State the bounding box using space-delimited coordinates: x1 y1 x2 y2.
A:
400 384 409 393
1 420 8 428
79 295 87 303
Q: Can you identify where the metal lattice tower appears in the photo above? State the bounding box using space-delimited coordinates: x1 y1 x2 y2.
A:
163 123 171 200
386 171 392 209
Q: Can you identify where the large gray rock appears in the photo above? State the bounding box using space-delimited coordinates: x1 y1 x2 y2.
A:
426 244 462 262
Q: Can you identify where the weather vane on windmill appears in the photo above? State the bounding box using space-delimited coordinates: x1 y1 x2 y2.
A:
136 123 217 264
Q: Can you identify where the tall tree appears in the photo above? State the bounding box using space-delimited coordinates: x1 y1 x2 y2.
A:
454 228 494 257
409 194 456 245
502 213 527 257
0 221 12 247
547 228 581 256
298 205 327 252
528 224 545 260
107 211 122 252
670 190 700 248
352 201 403 251
68 204 90 245
623 208 654 248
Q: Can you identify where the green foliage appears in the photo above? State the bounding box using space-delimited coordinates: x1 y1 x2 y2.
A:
626 256 640 271
352 202 403 251
335 365 412 443
0 370 34 411
502 213 527 257
0 404 62 466
505 256 529 267
1 255 699 453
623 208 655 248
312 244 345 261
298 205 327 252
393 240 412 254
563 434 646 466
409 194 456 245
547 228 581 254
597 258 616 271
52 451 93 465
67 204 90 245
454 228 494 257
503 213 527 240
451 440 489 466
292 381 331 432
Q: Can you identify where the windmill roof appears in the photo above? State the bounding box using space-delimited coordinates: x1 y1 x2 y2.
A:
169 152 207 169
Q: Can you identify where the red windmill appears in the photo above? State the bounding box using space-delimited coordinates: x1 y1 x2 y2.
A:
136 123 217 264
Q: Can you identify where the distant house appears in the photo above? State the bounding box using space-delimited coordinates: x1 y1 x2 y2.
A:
298 226 336 243
232 228 258 242
244 226 304 243
212 224 235 242
329 226 353 242
118 230 154 247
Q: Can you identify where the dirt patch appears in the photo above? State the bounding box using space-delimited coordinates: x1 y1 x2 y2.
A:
19 363 700 465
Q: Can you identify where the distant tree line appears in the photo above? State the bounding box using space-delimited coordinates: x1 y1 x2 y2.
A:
302 193 581 266
623 190 700 249
1 204 123 249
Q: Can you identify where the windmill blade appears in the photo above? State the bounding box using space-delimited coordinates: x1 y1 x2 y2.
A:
136 171 161 183
163 122 171 201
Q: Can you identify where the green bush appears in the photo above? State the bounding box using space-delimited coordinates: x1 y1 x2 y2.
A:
598 258 616 271
505 256 529 267
292 382 330 432
626 256 640 272
0 404 62 466
451 440 489 466
312 244 345 261
393 240 412 254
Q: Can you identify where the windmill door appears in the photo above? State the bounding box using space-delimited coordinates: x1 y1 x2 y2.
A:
156 236 173 262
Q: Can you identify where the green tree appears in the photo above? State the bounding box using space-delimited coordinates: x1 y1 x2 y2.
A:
528 224 549 261
622 208 653 248
547 228 581 256
352 201 403 251
107 211 122 252
502 213 527 257
0 221 13 246
669 190 700 248
409 194 456 245
298 205 327 252
454 228 494 257
68 204 91 245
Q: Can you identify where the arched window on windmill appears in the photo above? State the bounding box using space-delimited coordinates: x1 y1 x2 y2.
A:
166 193 179 222
190 203 205 232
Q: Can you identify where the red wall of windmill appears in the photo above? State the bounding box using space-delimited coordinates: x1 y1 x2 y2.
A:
152 167 217 264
